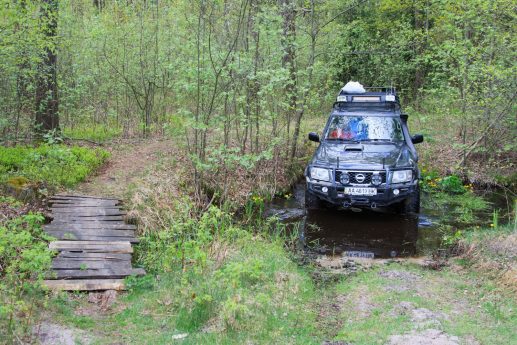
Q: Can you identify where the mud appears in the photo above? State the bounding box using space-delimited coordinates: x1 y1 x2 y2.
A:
266 182 510 260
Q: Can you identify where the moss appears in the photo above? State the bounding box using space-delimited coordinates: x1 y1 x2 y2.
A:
6 176 30 190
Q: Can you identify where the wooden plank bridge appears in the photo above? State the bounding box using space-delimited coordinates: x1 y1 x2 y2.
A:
43 194 145 291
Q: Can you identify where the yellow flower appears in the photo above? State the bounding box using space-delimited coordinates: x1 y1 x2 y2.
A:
490 223 494 227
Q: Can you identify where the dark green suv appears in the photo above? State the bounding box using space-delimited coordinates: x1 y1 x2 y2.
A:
305 87 424 213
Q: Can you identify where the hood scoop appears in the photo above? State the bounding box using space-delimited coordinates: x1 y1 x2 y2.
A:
344 144 364 152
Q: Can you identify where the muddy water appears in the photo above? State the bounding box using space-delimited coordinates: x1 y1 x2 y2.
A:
265 183 510 259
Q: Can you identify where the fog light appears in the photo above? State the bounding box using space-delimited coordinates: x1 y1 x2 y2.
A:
340 173 350 185
371 174 382 186
322 187 328 193
393 189 400 195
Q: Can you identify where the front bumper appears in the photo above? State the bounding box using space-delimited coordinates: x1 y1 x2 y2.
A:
306 179 418 208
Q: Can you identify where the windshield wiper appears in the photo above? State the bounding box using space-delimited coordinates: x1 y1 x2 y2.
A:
326 138 360 143
360 138 395 143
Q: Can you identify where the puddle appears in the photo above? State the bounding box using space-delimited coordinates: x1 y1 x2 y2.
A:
266 183 511 259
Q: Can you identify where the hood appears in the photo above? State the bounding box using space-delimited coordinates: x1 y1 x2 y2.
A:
310 141 415 170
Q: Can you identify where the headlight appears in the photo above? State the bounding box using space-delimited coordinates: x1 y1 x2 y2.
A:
391 170 413 183
310 167 330 182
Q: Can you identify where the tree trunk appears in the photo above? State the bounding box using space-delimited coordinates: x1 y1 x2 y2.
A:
279 0 297 157
35 0 59 136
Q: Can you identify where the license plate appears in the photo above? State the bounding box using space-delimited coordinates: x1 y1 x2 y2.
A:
344 251 375 259
344 187 377 196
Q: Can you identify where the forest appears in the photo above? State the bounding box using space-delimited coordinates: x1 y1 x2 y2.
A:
0 0 516 344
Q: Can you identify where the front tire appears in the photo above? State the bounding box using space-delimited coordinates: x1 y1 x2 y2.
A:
305 190 322 210
394 186 420 214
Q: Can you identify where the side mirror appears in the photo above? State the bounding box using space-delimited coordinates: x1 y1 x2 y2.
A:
411 134 424 144
308 132 320 143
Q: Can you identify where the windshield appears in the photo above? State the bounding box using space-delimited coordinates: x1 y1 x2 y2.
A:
325 115 404 142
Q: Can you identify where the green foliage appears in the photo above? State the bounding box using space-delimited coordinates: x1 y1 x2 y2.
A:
137 204 244 273
439 175 467 194
42 129 64 145
421 171 469 194
0 213 54 342
0 144 109 188
54 229 318 343
63 124 122 142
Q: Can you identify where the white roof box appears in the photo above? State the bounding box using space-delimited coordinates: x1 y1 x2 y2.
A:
341 81 366 94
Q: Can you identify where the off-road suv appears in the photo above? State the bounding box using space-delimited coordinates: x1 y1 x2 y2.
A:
305 86 424 213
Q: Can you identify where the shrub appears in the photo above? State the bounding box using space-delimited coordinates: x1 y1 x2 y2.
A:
439 175 466 194
0 144 109 188
0 213 54 342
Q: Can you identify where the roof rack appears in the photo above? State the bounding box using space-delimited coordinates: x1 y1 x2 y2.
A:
334 86 399 109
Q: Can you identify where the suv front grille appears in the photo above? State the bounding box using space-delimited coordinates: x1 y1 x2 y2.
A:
335 171 387 185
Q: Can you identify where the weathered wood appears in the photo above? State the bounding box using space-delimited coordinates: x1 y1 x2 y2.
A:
46 193 143 290
50 268 145 279
46 229 135 236
50 218 126 223
43 279 126 291
52 260 132 270
51 216 126 221
49 241 133 253
44 223 137 230
51 203 120 208
52 194 120 201
50 198 120 204
51 208 126 216
48 233 139 243
56 252 132 260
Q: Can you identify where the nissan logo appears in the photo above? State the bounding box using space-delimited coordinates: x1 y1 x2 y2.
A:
355 173 366 183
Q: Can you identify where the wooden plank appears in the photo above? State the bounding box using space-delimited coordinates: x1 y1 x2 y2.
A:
52 260 132 270
51 202 122 209
52 260 131 269
44 223 137 231
49 241 133 253
47 234 139 243
50 268 145 279
56 252 131 260
45 229 135 236
51 216 126 221
43 279 126 291
50 217 127 227
50 198 120 204
51 209 126 216
52 194 120 201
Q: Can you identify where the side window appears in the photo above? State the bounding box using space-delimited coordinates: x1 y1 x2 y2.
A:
392 119 403 141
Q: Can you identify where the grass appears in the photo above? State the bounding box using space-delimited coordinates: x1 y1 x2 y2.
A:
63 124 122 142
0 144 109 189
327 263 517 345
49 232 321 344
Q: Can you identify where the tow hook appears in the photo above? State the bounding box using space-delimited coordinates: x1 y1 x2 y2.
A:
343 201 351 208
371 202 377 209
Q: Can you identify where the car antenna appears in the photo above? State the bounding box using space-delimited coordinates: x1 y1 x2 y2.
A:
337 156 340 169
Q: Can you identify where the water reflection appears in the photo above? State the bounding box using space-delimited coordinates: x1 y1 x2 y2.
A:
266 182 509 259
303 209 419 258
266 183 421 259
